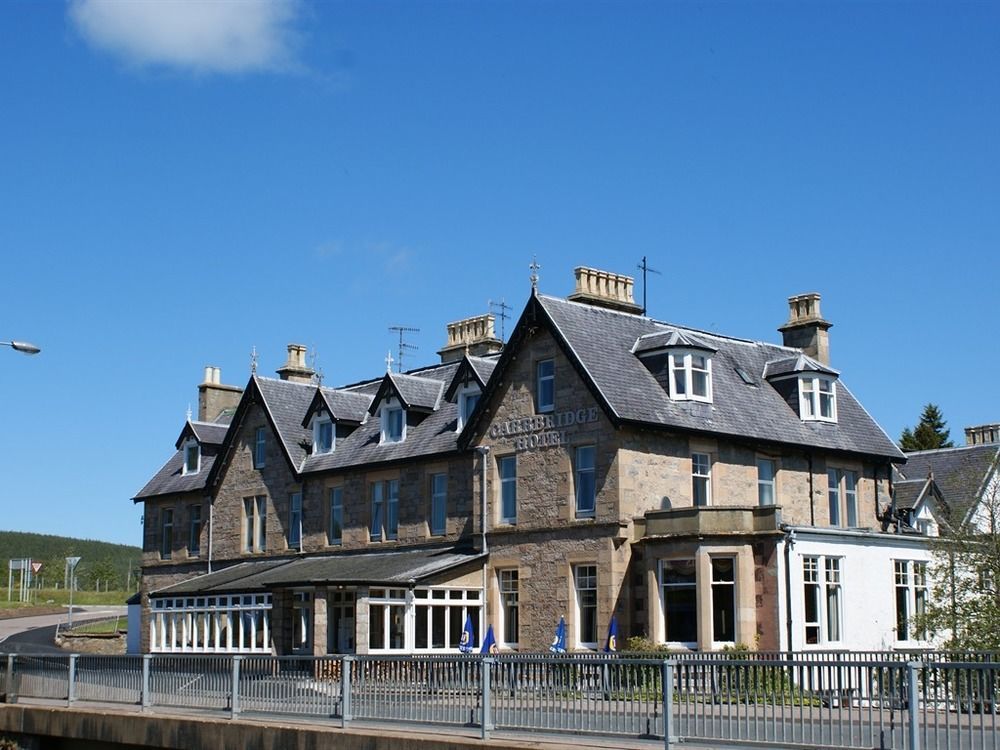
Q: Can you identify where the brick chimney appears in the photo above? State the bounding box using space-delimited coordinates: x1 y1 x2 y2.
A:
965 423 1000 446
197 366 243 422
438 314 503 364
566 266 643 314
275 343 315 383
778 293 832 366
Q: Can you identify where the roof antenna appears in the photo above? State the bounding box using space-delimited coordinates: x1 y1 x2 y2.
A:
388 325 419 373
529 256 541 291
309 347 324 385
250 345 258 375
488 297 513 342
637 255 661 316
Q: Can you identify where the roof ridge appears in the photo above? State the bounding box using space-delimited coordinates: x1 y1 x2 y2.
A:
905 444 1000 456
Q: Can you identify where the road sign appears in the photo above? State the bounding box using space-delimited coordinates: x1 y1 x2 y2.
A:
30 562 42 574
66 556 81 569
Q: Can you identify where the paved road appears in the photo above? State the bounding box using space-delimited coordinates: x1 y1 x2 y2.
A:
0 606 126 654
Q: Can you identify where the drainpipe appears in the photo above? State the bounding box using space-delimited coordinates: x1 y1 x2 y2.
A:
208 499 214 574
807 453 815 527
782 526 796 652
477 446 491 634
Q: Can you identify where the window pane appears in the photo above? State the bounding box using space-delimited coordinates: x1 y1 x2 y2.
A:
575 446 596 517
371 482 383 540
500 456 517 523
712 558 736 642
329 487 343 545
757 459 776 506
537 359 554 412
574 564 598 645
386 479 399 540
827 469 841 526
662 559 697 643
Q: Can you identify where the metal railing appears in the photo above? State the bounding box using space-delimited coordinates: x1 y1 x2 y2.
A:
2 651 998 749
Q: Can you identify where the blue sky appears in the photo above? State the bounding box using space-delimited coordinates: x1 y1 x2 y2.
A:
0 1 996 547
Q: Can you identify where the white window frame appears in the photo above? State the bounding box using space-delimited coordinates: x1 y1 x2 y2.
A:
573 564 598 649
574 445 596 518
244 495 266 553
370 586 483 653
499 455 517 525
149 593 272 654
536 359 555 413
799 376 837 422
456 386 481 432
182 439 200 476
710 556 737 646
802 555 843 646
312 415 335 455
291 591 313 654
380 398 406 444
692 452 712 506
498 569 519 648
894 560 928 642
757 458 776 506
668 349 713 403
827 468 859 528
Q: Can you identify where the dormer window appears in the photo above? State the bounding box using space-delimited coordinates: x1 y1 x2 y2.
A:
182 439 200 475
800 376 836 422
380 399 406 444
457 387 481 432
313 416 334 455
669 351 712 402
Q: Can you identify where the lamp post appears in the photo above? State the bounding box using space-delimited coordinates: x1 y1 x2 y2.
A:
1 340 41 355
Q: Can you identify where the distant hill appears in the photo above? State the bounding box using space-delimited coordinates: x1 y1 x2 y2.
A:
0 530 140 592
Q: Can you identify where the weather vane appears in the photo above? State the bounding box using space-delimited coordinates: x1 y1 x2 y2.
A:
529 256 541 291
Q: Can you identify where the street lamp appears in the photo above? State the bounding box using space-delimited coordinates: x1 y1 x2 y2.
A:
1 340 41 355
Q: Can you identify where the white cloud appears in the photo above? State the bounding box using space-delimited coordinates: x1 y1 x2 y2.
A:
67 0 303 74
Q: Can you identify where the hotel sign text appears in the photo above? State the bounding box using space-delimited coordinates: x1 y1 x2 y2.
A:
488 407 600 451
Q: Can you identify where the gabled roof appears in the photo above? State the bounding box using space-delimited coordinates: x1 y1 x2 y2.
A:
134 424 220 502
174 420 229 450
466 293 903 461
444 354 499 401
633 329 717 355
300 386 372 428
762 353 839 380
367 372 444 416
898 444 1000 524
300 360 463 473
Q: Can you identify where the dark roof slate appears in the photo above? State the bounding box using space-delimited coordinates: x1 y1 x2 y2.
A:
898 444 1000 523
150 545 483 595
254 375 318 469
633 329 717 355
301 361 462 473
763 354 839 379
536 294 904 461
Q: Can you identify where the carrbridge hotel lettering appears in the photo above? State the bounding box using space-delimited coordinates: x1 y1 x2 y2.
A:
488 407 600 451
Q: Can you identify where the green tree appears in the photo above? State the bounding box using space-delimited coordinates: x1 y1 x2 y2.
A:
900 403 954 451
917 484 1000 650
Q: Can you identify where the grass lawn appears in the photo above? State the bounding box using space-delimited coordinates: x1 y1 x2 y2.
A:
0 588 131 610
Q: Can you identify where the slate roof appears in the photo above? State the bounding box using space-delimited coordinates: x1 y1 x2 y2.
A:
135 418 230 501
368 372 444 415
892 479 928 512
151 545 483 595
444 354 499 401
320 388 371 423
762 353 839 380
300 361 463 474
467 356 498 386
897 444 1000 523
254 375 319 469
633 329 717 355
514 293 904 461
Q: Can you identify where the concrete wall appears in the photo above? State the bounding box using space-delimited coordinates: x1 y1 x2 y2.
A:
0 705 500 750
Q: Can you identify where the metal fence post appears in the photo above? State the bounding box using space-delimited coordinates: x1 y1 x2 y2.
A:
481 657 494 740
662 659 674 750
230 656 242 718
907 661 920 750
341 656 353 728
141 654 151 710
67 654 77 705
6 655 15 704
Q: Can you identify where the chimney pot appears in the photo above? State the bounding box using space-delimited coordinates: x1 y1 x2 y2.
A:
438 313 503 363
198 365 242 422
566 266 643 314
276 343 315 383
778 292 832 365
965 423 1000 446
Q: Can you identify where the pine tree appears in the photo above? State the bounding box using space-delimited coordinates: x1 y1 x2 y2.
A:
900 403 954 451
